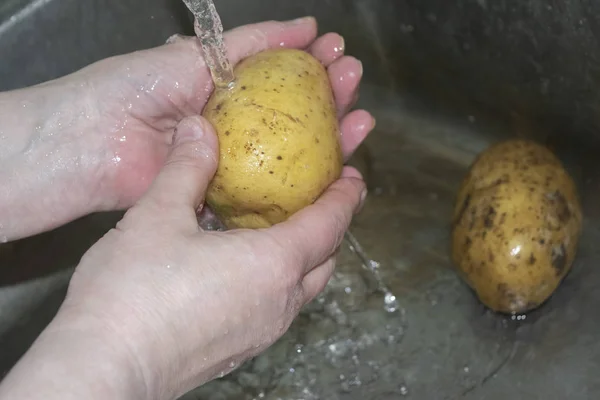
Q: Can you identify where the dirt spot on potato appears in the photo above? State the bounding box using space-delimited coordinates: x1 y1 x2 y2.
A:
483 206 497 228
551 243 567 276
553 191 572 224
464 236 472 250
454 194 471 226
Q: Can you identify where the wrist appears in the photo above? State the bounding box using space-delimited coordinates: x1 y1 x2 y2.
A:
54 291 239 400
0 311 149 400
0 79 110 240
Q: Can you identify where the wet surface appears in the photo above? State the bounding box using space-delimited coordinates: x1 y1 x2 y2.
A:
1 79 600 398
3 0 600 398
172 86 600 399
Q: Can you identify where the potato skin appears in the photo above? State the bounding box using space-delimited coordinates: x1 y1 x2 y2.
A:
202 49 343 229
451 139 582 314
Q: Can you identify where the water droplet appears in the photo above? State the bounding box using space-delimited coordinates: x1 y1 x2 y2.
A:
511 313 527 321
119 136 127 142
165 264 171 269
149 79 159 92
510 245 522 257
344 286 352 294
400 385 409 395
279 41 286 47
384 292 399 313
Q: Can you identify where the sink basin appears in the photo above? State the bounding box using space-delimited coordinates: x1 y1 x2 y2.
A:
3 1 600 399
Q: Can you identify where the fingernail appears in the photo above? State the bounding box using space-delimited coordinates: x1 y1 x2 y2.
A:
175 116 205 144
357 188 368 213
290 16 315 25
338 36 345 52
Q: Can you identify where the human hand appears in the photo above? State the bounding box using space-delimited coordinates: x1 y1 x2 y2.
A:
0 17 373 241
0 114 367 400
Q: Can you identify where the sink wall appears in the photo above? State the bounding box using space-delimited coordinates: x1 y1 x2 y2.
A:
4 0 600 148
3 1 600 399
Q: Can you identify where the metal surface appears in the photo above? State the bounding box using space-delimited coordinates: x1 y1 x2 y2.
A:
2 0 600 399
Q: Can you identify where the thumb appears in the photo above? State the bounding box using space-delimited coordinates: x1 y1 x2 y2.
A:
139 115 219 221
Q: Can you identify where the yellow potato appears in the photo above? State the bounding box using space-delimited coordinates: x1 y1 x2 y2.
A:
451 139 582 314
202 48 343 229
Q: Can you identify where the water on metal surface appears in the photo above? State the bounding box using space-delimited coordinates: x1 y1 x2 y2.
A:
3 1 600 399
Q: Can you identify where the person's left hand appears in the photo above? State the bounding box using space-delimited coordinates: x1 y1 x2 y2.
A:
87 17 372 209
0 17 373 241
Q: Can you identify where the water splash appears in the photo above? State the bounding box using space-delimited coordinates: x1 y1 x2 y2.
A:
344 232 403 316
383 292 399 313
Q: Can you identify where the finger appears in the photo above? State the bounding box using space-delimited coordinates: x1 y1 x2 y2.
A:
158 17 318 114
165 17 318 59
327 56 363 117
224 17 318 64
267 167 366 273
307 33 345 67
340 109 376 161
135 116 218 229
302 255 337 305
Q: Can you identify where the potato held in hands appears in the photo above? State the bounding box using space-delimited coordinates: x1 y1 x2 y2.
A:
202 49 343 229
451 139 582 314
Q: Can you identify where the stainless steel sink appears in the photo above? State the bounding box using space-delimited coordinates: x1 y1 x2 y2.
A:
3 1 600 399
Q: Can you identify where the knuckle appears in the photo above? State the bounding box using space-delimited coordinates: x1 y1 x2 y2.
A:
323 207 350 252
163 156 204 174
273 285 305 338
167 144 216 171
259 233 304 280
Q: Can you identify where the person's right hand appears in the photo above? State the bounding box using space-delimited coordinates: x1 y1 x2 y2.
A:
0 115 367 400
